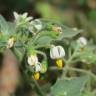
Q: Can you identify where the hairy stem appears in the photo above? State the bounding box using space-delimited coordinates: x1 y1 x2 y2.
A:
31 76 45 96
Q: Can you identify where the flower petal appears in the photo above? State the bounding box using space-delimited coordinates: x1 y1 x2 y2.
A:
13 12 19 20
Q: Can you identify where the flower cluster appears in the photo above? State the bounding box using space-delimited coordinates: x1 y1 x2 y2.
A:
27 52 48 80
27 54 41 80
1 12 89 81
14 12 42 34
14 12 33 25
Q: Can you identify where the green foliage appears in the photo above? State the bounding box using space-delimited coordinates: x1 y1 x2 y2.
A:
78 46 96 64
0 15 15 34
51 76 88 96
81 90 96 96
59 27 82 39
41 19 82 39
0 15 9 34
0 12 96 96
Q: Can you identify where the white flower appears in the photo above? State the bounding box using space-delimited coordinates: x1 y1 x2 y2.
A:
26 17 33 22
50 45 65 59
30 19 42 31
13 12 33 26
7 37 14 48
35 63 41 72
14 12 29 20
14 12 19 20
22 12 28 18
77 37 87 47
27 55 38 66
14 12 33 21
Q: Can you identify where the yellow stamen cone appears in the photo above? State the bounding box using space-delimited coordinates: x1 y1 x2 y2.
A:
56 59 63 68
33 72 40 80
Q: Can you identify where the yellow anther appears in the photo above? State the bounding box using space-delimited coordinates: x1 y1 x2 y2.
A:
33 72 40 80
56 59 63 68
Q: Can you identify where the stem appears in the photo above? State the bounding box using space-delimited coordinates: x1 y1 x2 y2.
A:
36 50 47 60
49 66 96 81
87 75 91 91
31 76 45 96
23 68 45 96
35 45 51 49
61 46 79 79
66 46 79 64
49 66 63 71
67 67 96 81
32 32 40 44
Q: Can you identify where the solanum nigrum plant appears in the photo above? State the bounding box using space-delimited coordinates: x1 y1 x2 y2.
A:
0 12 96 96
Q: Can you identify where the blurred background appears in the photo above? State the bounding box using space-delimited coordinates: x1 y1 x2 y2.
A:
0 0 96 41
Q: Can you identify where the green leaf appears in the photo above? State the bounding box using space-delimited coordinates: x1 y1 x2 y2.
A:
36 36 53 45
0 34 8 42
41 19 82 39
59 26 82 39
51 76 88 96
0 15 9 34
34 30 58 46
78 46 96 64
82 91 95 96
0 16 15 35
13 47 25 62
7 22 16 34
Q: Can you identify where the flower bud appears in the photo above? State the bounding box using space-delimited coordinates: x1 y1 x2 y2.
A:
30 19 42 31
35 64 41 72
77 37 87 47
41 61 47 73
7 37 15 48
50 45 65 59
52 26 62 33
27 55 38 66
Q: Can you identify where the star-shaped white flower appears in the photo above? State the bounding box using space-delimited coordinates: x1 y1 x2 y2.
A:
13 12 33 26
